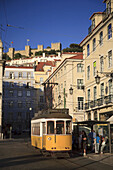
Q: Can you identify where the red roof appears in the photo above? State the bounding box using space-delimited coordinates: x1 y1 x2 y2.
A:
35 61 56 72
5 66 33 69
69 54 83 60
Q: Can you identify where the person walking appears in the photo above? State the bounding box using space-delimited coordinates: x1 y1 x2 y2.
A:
82 130 87 156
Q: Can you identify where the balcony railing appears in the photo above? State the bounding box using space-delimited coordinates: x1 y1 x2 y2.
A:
85 94 113 110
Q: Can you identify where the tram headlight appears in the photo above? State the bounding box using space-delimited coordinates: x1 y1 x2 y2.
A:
48 137 51 141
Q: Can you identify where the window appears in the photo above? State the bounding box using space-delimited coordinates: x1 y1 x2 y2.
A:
77 64 84 72
18 112 21 119
93 38 96 51
108 50 112 67
56 121 64 134
88 112 91 120
40 96 43 103
107 1 111 14
94 111 97 121
100 56 104 72
18 72 22 78
9 72 15 79
32 123 40 135
18 82 23 88
94 86 97 101
61 83 63 91
18 91 22 97
100 31 103 46
18 101 22 108
88 89 90 102
55 75 57 80
109 79 113 95
78 97 84 110
66 121 71 134
47 121 54 134
10 82 14 88
26 112 30 120
108 23 112 39
40 77 43 84
26 101 31 107
93 61 96 76
87 65 90 80
9 90 13 96
77 79 84 89
27 72 31 79
87 44 90 56
9 101 13 108
27 90 30 96
61 69 63 75
92 18 95 29
8 112 13 121
64 81 66 88
100 83 104 96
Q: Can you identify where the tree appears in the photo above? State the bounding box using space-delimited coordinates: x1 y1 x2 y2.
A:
63 43 83 52
3 53 11 60
14 53 22 59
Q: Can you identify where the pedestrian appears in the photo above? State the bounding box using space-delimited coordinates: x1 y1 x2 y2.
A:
94 133 100 153
78 131 82 151
88 129 96 152
82 130 87 156
100 137 106 154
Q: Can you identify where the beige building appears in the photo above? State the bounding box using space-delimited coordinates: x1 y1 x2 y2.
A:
0 40 4 138
44 53 85 122
80 0 113 121
7 42 61 59
34 61 56 110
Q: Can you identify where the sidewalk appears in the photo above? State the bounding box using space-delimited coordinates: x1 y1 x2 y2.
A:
72 149 113 167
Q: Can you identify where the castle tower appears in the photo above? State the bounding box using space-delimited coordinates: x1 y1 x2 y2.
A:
25 45 30 56
8 48 15 59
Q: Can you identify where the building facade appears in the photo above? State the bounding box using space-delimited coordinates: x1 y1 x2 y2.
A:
80 0 113 121
0 40 4 138
3 66 37 134
44 53 85 122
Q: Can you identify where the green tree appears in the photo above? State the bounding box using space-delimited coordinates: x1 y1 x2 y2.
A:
63 43 83 52
14 53 22 59
3 53 11 60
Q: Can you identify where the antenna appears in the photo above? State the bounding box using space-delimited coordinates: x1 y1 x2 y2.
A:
7 24 24 29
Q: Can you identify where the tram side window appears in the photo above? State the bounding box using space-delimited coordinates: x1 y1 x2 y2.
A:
32 123 40 136
47 121 54 134
56 121 64 134
66 121 71 134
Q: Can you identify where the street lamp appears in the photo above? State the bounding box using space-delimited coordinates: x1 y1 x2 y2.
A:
69 87 73 95
58 94 61 100
95 71 100 84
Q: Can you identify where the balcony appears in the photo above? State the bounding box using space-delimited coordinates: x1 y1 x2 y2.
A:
85 94 113 110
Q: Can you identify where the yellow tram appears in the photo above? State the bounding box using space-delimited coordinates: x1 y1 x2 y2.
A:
31 109 72 152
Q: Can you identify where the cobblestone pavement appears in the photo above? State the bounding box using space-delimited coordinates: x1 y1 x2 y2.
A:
0 139 113 170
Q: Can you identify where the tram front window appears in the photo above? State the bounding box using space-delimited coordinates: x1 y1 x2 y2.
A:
66 121 71 134
47 121 54 134
56 121 64 134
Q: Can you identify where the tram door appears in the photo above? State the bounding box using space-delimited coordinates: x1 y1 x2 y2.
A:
42 122 46 149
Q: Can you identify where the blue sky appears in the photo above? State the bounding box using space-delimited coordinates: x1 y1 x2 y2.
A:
0 0 105 52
